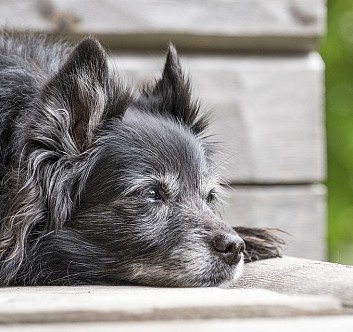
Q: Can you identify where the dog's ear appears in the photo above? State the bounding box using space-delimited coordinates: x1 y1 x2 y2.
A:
136 44 208 135
40 38 130 151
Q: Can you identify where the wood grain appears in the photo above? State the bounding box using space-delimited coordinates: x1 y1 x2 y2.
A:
232 256 353 309
0 0 325 51
1 317 352 332
0 286 340 324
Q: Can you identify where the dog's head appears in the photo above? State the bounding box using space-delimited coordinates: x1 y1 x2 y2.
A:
4 38 245 286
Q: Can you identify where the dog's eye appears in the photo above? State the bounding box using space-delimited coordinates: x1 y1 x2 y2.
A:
206 190 217 204
146 188 162 201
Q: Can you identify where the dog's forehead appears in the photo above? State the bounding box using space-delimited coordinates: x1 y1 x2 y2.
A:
114 111 215 185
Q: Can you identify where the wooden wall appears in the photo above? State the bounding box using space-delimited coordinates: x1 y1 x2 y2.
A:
0 0 326 259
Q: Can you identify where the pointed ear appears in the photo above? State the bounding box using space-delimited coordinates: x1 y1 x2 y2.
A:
137 44 208 135
40 38 130 151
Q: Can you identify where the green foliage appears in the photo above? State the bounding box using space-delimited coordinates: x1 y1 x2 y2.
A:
319 0 353 264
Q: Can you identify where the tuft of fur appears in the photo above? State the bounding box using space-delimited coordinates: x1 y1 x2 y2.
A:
0 32 284 287
234 227 285 262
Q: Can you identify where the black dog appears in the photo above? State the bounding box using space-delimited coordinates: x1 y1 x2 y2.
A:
0 32 283 286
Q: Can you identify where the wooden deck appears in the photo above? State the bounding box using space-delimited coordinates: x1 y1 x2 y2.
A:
2 316 353 332
0 286 345 330
1 256 353 330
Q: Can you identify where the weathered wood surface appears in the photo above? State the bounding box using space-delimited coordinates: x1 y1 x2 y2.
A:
1 317 353 332
224 185 326 260
232 257 353 312
0 0 325 52
111 53 325 184
0 286 340 325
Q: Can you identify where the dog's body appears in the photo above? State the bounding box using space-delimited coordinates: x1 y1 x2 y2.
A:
0 32 283 286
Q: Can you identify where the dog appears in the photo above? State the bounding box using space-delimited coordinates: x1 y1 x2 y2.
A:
0 32 284 286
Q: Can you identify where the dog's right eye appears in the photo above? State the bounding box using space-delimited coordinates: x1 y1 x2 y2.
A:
146 188 162 201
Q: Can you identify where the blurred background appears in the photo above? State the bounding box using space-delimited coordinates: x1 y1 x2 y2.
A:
320 0 353 264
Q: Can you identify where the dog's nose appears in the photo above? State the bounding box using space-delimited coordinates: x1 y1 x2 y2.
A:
212 233 245 266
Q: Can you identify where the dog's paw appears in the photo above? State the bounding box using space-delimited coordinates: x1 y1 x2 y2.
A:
233 226 286 263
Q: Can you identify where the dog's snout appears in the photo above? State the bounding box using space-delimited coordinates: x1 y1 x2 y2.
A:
212 233 245 266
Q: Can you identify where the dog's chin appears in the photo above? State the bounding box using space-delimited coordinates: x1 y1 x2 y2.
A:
127 253 244 288
217 253 244 288
186 252 245 288
194 252 244 288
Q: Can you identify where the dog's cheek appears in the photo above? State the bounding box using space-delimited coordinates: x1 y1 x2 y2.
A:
137 203 171 239
104 201 175 259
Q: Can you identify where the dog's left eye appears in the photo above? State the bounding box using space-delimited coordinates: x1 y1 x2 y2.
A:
146 188 162 201
206 190 217 204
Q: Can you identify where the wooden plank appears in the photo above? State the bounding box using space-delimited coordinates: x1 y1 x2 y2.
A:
0 0 326 52
223 185 326 260
2 317 353 332
0 286 340 324
111 53 325 183
232 256 353 310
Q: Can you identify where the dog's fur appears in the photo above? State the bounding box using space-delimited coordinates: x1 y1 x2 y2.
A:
0 32 284 287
